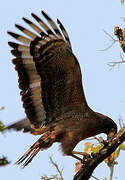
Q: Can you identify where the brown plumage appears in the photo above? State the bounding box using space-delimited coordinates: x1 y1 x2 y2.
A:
7 11 117 167
5 118 30 133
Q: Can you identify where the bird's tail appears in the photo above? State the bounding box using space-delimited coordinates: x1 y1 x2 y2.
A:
16 131 53 167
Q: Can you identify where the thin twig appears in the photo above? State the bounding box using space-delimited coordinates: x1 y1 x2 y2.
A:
100 30 118 51
109 164 114 180
91 175 100 180
41 157 64 180
49 157 64 180
107 53 125 69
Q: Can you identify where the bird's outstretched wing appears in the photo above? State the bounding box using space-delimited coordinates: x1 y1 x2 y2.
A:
5 118 31 133
8 11 88 130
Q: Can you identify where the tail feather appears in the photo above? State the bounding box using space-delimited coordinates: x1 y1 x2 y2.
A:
15 140 41 167
15 131 53 167
22 148 40 168
15 148 33 165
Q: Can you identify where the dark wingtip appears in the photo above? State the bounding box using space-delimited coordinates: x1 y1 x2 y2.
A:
57 19 64 31
15 24 25 31
41 11 50 21
41 10 45 16
8 41 18 49
57 19 62 27
7 31 20 39
31 13 41 22
57 18 60 24
22 17 32 25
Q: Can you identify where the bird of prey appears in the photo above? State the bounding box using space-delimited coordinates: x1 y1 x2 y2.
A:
7 11 117 167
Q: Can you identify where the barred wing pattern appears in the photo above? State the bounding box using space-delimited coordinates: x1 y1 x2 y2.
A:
8 11 87 130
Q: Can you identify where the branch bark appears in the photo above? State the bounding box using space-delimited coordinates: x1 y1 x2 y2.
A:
73 125 125 180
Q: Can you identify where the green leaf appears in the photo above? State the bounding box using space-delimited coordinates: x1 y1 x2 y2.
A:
119 144 125 150
112 150 120 159
91 145 103 153
0 156 10 166
0 121 5 132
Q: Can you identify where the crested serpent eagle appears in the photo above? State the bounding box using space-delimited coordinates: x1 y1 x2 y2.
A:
7 11 117 167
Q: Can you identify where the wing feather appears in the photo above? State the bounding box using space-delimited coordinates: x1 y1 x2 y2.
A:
57 18 71 48
15 24 38 39
8 32 31 45
41 11 63 39
8 11 88 129
5 118 31 133
31 13 55 38
22 17 45 35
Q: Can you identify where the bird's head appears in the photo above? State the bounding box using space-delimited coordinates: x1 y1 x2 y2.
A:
103 117 117 139
96 112 117 139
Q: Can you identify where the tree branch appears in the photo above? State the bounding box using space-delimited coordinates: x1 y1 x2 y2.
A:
73 126 125 180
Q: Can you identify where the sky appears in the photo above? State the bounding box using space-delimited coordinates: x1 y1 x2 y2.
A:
0 0 125 180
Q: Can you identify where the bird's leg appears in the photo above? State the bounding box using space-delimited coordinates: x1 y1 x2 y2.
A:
72 151 90 157
71 154 82 161
71 151 91 162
